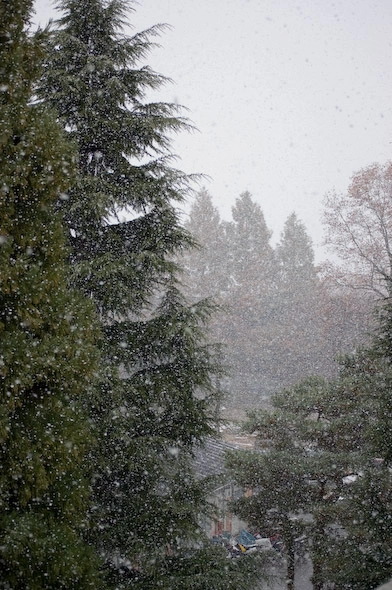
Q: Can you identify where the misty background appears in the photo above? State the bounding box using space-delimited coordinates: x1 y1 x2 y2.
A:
33 0 392 261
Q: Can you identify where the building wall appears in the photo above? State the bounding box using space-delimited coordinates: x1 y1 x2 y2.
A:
202 482 248 539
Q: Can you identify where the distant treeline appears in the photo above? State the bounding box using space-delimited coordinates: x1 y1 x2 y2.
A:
181 189 375 409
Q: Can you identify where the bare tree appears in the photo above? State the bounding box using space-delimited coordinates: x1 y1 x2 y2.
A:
322 161 392 298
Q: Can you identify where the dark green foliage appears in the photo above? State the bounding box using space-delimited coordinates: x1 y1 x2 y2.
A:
38 0 228 585
226 341 392 589
41 0 194 314
370 301 392 462
225 369 380 588
104 545 264 590
88 288 222 561
0 1 102 586
319 468 392 590
226 445 314 589
1 513 102 589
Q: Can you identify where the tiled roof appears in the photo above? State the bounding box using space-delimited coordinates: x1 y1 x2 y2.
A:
193 437 238 479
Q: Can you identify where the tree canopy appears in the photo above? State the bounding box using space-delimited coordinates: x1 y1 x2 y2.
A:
323 161 392 297
0 1 102 585
38 0 228 585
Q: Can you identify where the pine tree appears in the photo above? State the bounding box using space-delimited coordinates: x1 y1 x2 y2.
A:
270 364 378 589
224 377 331 590
229 191 275 294
38 0 227 584
228 370 376 590
275 212 317 288
325 307 392 589
226 353 390 589
271 213 326 383
222 191 278 406
182 188 228 301
0 1 102 586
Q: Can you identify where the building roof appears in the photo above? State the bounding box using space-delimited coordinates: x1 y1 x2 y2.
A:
193 437 238 479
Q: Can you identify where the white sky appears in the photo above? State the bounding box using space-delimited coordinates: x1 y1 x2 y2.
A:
33 0 392 261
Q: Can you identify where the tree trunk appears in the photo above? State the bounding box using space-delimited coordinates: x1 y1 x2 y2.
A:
282 518 296 590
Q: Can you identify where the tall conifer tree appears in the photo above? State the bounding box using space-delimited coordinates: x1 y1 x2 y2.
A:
226 370 374 590
182 189 228 301
38 0 225 583
272 213 325 383
275 212 317 287
0 1 102 586
223 191 277 406
229 191 275 294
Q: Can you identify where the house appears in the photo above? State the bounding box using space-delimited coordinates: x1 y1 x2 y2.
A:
193 437 248 538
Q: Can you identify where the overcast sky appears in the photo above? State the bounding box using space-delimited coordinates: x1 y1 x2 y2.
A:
33 0 392 260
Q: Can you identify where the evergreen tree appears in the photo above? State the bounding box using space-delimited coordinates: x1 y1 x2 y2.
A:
275 212 317 288
38 0 228 585
0 1 102 586
324 306 392 589
226 447 311 589
228 370 377 590
271 213 326 383
41 0 194 308
229 191 275 294
224 377 336 590
222 191 278 406
270 363 378 589
182 193 371 410
182 188 228 301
